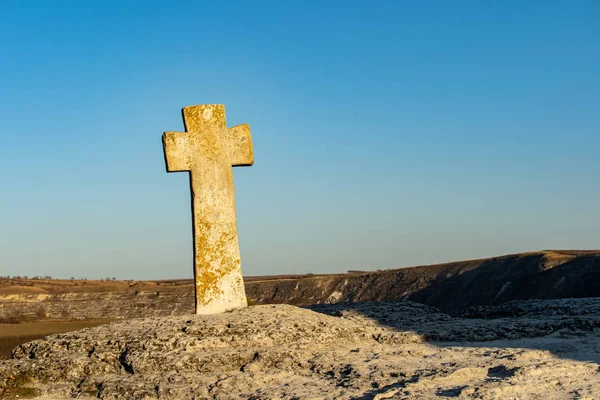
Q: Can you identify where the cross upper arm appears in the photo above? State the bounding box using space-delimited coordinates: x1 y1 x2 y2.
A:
228 124 254 167
163 131 192 172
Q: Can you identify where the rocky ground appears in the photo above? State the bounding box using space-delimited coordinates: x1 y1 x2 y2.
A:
1 298 599 399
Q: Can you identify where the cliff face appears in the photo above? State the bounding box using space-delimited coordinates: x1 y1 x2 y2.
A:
1 250 599 321
246 251 600 314
0 289 194 322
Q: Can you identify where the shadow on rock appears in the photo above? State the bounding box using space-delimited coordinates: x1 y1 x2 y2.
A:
308 297 600 364
1 300 599 399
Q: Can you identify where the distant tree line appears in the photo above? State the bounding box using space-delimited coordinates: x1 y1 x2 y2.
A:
0 275 53 280
0 276 119 281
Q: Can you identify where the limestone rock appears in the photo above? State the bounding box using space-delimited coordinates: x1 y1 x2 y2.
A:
1 301 600 399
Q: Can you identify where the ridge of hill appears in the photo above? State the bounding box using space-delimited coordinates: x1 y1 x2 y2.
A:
247 250 600 314
1 250 599 321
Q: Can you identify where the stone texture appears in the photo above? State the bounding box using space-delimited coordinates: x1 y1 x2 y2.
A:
0 290 194 322
1 300 600 399
162 104 253 314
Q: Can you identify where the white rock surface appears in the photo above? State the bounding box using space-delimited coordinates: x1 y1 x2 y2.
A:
1 300 599 399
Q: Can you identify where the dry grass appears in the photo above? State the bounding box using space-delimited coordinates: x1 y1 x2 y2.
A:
0 320 112 360
0 286 48 295
0 274 342 296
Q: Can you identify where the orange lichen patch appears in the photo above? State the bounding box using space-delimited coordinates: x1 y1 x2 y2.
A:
183 104 227 132
194 218 242 307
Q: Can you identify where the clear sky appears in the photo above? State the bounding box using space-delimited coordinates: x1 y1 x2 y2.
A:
1 1 599 280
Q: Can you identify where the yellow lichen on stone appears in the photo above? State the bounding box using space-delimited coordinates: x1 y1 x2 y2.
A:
162 104 253 314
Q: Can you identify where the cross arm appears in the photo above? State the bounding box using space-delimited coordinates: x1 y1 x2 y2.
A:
228 124 254 167
162 131 192 172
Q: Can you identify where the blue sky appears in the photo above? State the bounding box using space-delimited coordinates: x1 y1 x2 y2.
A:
1 1 598 279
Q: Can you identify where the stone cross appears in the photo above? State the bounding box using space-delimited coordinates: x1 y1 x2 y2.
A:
162 104 253 314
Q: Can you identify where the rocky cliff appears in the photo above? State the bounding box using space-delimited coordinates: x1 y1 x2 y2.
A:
0 281 195 322
0 291 194 323
1 250 599 321
246 250 600 314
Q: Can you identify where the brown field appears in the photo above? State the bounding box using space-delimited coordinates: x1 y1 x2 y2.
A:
0 273 338 296
0 320 112 360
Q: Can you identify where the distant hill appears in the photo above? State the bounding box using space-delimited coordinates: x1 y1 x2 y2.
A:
245 250 600 314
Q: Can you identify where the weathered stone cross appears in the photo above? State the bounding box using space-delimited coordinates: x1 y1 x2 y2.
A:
162 104 253 315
